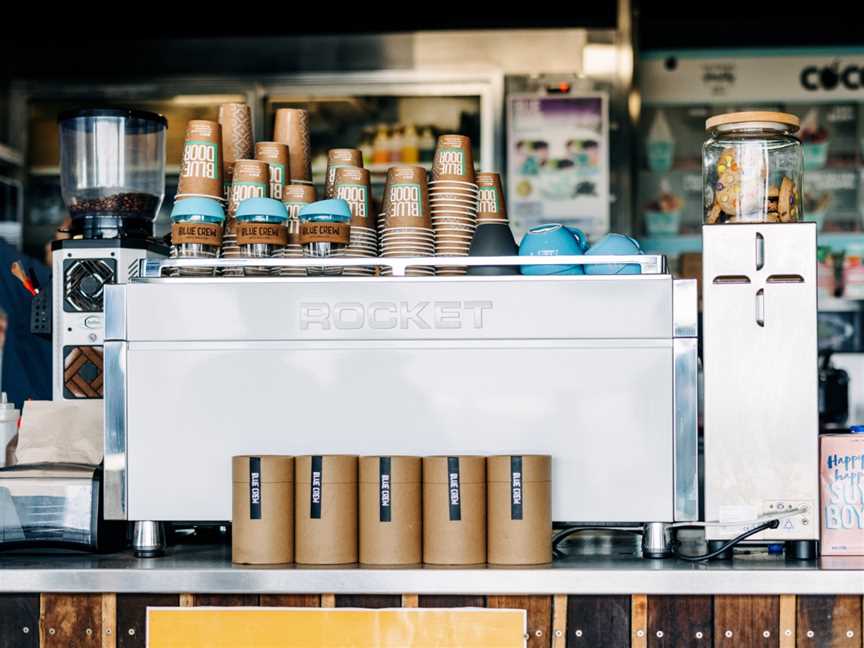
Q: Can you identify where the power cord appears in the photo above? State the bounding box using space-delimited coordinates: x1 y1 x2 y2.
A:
671 518 781 562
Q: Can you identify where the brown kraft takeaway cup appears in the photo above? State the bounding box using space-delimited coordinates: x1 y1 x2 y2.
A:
475 171 507 220
218 103 254 199
334 166 373 229
432 134 475 183
255 142 290 201
177 120 223 200
273 108 312 183
359 456 422 566
487 455 551 565
232 455 294 565
295 455 358 565
383 166 431 229
326 148 364 198
422 455 486 565
227 159 270 217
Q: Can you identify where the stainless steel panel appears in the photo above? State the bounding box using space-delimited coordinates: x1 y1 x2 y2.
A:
703 223 819 540
673 338 699 521
104 284 126 341
115 274 674 343
0 544 860 595
124 339 674 522
103 341 127 520
672 279 698 338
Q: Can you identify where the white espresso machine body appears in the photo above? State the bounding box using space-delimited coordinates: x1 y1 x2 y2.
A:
103 268 698 528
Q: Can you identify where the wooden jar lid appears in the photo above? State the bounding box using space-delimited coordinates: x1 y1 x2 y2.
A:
706 111 800 132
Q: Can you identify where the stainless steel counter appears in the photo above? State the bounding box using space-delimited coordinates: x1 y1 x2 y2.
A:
0 541 861 595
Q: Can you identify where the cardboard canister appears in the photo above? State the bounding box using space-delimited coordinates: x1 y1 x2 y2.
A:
487 455 551 565
231 455 294 564
422 456 486 565
295 455 358 565
359 456 421 566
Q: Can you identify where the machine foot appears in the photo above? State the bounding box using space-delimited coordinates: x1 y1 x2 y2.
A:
133 521 166 558
641 522 672 558
786 540 818 560
707 540 734 560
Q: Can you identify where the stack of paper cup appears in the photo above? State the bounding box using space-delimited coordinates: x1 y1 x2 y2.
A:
380 166 435 277
325 149 363 198
476 172 508 223
273 108 313 186
430 135 478 276
222 159 270 276
277 184 317 277
333 166 377 276
218 103 254 201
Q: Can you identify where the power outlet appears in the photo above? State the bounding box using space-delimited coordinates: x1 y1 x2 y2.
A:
30 289 51 337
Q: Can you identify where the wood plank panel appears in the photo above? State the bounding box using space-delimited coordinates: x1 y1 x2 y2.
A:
0 594 39 648
566 596 630 648
334 595 402 608
101 594 115 648
401 594 419 608
115 594 179 648
797 596 862 648
780 595 797 648
419 595 486 608
41 593 102 648
259 595 321 607
714 595 779 647
632 595 648 648
647 595 712 648
192 594 260 606
488 595 553 648
552 594 567 648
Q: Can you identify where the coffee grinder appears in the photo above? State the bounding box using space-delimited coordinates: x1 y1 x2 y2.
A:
52 109 169 402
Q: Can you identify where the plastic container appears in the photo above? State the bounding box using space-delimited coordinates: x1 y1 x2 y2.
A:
232 455 294 564
359 456 421 566
58 108 167 239
487 455 552 565
422 455 486 566
170 198 225 277
0 393 19 468
295 455 358 565
235 198 288 277
703 111 802 225
299 199 352 276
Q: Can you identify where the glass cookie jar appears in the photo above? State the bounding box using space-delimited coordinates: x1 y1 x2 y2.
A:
703 111 802 224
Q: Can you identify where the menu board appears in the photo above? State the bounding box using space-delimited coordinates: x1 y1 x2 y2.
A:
507 93 610 240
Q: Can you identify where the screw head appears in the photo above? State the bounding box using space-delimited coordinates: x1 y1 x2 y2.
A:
554 630 563 638
48 628 56 636
695 631 703 639
847 630 855 638
656 630 664 638
636 629 645 638
725 630 733 638
785 629 792 636
575 629 583 637
806 630 814 638
21 627 29 634
763 630 771 638
535 630 542 637
129 628 136 636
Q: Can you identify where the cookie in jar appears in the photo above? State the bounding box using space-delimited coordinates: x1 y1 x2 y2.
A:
703 111 802 224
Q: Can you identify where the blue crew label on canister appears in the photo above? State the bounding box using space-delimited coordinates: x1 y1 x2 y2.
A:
380 456 392 522
249 457 262 520
511 456 523 520
310 455 323 519
448 456 461 521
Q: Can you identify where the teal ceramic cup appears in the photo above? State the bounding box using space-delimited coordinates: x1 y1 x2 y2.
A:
519 224 584 275
584 233 643 275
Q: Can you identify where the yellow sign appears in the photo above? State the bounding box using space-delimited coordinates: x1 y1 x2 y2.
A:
147 607 526 648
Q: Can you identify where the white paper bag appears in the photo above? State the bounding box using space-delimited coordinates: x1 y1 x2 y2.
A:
14 400 103 466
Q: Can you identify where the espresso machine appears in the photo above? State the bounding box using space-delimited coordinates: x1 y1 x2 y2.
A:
51 109 169 401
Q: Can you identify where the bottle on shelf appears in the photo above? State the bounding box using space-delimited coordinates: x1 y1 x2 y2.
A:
419 126 436 164
372 125 390 166
401 124 419 164
389 125 403 164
